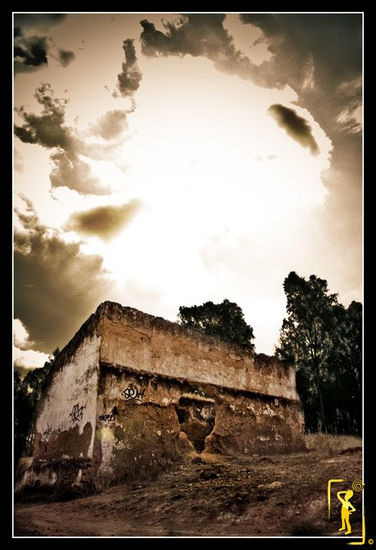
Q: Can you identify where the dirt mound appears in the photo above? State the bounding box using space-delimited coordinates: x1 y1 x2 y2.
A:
14 446 362 537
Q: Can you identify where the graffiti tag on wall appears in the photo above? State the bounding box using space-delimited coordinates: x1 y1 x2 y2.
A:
99 413 116 422
42 425 53 437
69 402 86 422
43 424 63 437
99 406 119 422
122 383 146 401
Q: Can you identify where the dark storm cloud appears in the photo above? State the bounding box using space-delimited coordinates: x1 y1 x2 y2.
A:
139 14 361 139
90 109 128 140
240 14 361 88
65 200 141 240
57 48 75 67
14 201 112 353
14 34 49 73
14 83 109 195
139 14 248 73
14 83 70 148
335 77 362 134
239 14 362 136
14 14 75 74
139 14 281 93
14 14 66 30
116 39 143 97
268 104 319 155
140 14 227 57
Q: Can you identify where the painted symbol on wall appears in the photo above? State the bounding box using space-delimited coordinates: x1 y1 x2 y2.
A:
99 413 116 422
99 406 119 422
122 383 146 401
69 402 86 422
43 424 62 437
43 425 53 437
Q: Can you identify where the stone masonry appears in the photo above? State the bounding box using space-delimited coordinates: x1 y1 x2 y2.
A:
16 301 305 496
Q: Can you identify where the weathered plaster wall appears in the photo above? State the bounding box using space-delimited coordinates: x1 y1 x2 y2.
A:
93 364 192 487
33 334 101 461
204 393 305 456
92 363 305 487
98 302 298 401
16 301 305 497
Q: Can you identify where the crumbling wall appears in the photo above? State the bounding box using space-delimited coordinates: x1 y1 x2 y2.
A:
33 333 100 461
97 302 298 401
92 363 305 488
15 333 101 498
93 364 194 487
16 301 306 497
205 392 305 455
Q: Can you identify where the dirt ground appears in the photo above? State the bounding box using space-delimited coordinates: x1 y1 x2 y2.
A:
14 436 363 538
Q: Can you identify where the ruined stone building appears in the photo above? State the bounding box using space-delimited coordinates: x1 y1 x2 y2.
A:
16 301 305 495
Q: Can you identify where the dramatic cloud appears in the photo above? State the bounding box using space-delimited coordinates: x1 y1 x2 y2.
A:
141 15 227 57
65 200 141 240
90 109 128 140
57 48 75 67
14 201 112 352
239 14 362 135
14 318 33 350
14 83 110 195
14 34 49 73
139 13 361 140
14 83 70 148
301 54 315 91
138 14 291 89
139 15 288 93
14 14 74 74
335 77 362 134
240 14 361 86
116 39 143 97
268 104 319 155
14 350 50 377
14 14 66 30
49 150 111 195
13 319 49 375
140 14 249 73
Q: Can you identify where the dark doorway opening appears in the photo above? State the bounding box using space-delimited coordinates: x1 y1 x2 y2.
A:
175 395 216 452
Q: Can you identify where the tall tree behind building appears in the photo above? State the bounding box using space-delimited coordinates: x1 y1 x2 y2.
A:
276 272 362 434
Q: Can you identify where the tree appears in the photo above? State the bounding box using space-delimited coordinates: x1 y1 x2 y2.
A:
276 272 362 434
177 299 255 349
324 301 362 433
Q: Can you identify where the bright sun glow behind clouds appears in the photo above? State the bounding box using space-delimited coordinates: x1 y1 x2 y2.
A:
13 14 362 363
79 55 333 352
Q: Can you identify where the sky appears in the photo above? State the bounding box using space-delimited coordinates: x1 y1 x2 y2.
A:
13 12 363 371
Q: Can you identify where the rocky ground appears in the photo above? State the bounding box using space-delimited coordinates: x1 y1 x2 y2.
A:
14 437 363 538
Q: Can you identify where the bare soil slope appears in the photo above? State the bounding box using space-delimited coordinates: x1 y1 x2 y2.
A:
14 437 362 537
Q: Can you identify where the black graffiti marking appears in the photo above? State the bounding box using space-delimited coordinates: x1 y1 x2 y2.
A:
99 413 116 422
69 402 86 422
99 406 119 422
122 383 146 401
43 425 62 436
43 425 53 437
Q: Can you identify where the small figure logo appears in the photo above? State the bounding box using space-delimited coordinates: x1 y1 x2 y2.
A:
327 478 366 542
337 489 356 535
